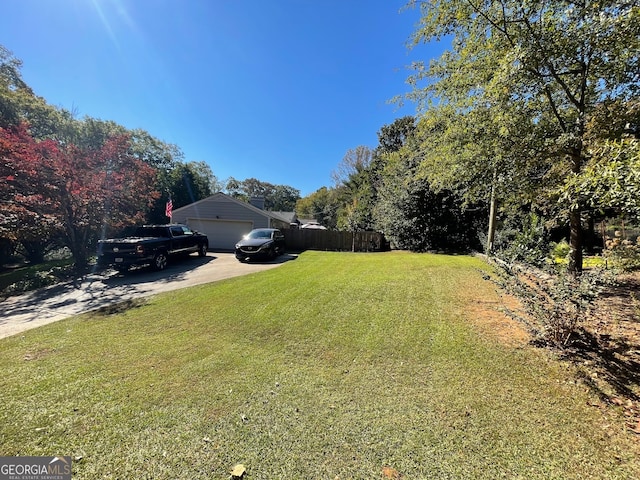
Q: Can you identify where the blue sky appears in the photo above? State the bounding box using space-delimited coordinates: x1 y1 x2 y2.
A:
2 0 444 196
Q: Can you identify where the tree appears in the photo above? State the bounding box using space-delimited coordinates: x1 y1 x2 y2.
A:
376 116 417 155
560 138 640 220
373 138 479 252
225 177 300 211
0 124 61 262
270 184 301 211
295 187 339 229
406 0 640 272
166 161 214 211
1 124 158 271
330 146 373 186
0 46 33 127
324 119 420 233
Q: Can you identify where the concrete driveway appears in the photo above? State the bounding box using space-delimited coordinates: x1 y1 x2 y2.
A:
0 252 295 340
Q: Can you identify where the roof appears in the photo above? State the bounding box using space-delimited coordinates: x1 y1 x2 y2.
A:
269 211 297 223
172 192 283 221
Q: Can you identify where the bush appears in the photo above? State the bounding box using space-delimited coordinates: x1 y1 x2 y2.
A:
550 239 570 262
603 236 640 271
491 261 612 347
494 213 550 267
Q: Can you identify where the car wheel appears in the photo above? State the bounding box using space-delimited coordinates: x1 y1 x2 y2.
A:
198 243 207 257
153 252 168 271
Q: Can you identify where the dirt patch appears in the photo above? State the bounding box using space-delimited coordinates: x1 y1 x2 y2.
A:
458 270 531 347
465 294 531 347
23 348 56 361
588 272 640 348
567 271 640 435
467 268 640 436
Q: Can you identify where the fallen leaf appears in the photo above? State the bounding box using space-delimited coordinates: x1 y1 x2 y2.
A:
382 466 401 479
231 464 246 478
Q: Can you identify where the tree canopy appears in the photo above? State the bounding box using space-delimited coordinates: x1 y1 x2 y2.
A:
225 177 301 212
404 0 640 271
0 46 223 269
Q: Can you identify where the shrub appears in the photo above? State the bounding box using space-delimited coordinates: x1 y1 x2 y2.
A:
491 261 612 347
494 213 550 267
603 236 640 271
549 239 570 263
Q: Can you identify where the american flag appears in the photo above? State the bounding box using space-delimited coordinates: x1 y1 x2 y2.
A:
165 198 173 219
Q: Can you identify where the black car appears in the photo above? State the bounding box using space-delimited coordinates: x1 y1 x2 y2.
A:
235 228 285 262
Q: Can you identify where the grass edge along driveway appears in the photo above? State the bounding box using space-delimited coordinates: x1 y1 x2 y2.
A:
0 251 638 479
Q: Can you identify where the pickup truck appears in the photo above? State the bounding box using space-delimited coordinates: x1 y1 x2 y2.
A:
97 224 209 272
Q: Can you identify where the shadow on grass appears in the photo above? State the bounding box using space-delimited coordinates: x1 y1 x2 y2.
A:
235 252 299 265
94 298 149 316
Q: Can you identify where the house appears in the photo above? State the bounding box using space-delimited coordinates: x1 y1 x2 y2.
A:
171 192 299 251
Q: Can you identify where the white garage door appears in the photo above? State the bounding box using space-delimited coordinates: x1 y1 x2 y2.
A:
188 219 253 251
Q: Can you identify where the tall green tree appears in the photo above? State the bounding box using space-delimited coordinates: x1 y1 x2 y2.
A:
406 0 640 272
324 118 418 233
167 161 214 208
270 184 301 211
374 132 479 251
332 146 375 231
225 177 300 211
295 187 339 229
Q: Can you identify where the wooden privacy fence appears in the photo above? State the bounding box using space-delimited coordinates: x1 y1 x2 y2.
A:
283 229 387 252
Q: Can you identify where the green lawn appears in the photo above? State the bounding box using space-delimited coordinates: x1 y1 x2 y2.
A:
1 251 638 479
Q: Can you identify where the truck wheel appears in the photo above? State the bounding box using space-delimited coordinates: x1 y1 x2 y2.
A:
153 252 168 271
198 243 207 257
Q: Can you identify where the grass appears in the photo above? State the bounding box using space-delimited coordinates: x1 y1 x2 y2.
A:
552 255 606 269
1 251 638 479
0 258 74 295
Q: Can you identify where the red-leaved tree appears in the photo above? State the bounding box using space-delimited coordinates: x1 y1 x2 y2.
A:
1 123 159 271
0 124 60 257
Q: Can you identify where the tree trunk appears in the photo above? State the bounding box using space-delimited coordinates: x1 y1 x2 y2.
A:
568 210 583 274
21 240 46 264
567 145 584 274
486 171 497 255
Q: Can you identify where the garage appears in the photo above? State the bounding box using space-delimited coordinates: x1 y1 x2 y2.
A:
172 193 294 251
188 218 253 251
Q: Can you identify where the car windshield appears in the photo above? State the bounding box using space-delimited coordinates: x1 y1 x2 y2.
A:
246 230 272 240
